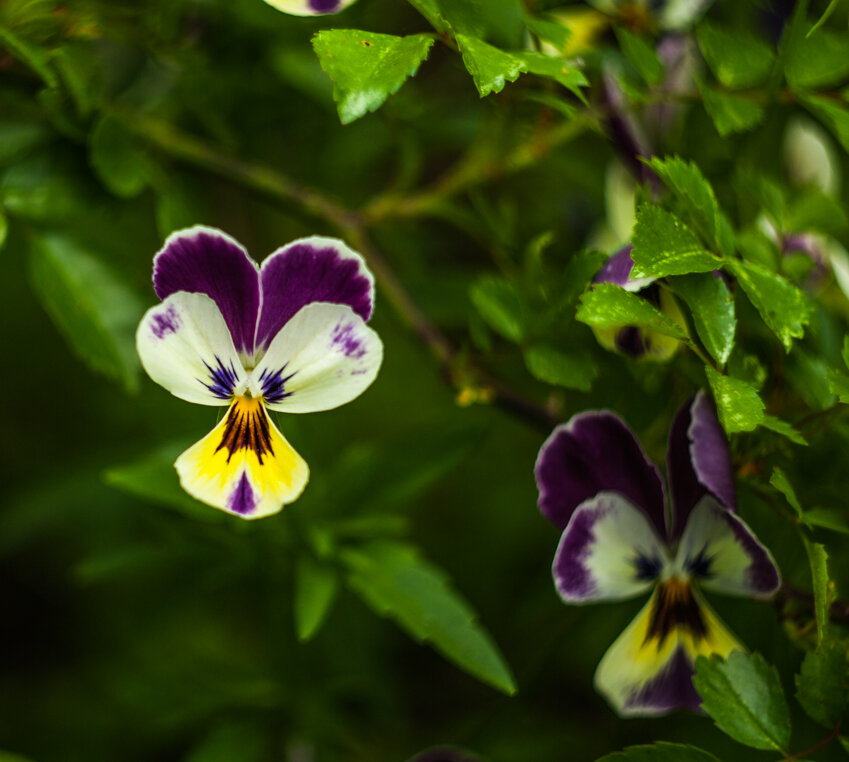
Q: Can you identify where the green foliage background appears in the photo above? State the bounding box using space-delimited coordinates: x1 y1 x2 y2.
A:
3 0 849 760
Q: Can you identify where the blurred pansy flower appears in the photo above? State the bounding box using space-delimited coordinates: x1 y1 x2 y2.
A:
590 245 686 360
534 393 780 716
261 0 358 16
137 226 382 519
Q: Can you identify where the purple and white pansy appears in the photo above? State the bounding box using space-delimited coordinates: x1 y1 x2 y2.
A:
137 226 383 519
261 0 358 15
535 392 780 716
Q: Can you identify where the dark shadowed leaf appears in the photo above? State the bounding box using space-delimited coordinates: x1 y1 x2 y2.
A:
596 742 722 762
696 23 774 89
795 639 848 728
294 555 339 642
700 86 765 138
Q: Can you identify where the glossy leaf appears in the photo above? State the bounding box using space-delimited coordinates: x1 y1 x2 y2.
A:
705 367 765 434
456 35 526 97
671 272 735 366
577 283 687 339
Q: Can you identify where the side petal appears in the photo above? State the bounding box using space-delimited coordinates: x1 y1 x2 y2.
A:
175 397 309 519
137 292 248 405
255 236 375 351
261 0 358 14
675 497 780 598
593 245 655 292
553 492 670 603
534 412 667 536
594 582 742 716
250 302 382 413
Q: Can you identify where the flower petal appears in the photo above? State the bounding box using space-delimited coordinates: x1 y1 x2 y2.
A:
255 236 375 351
153 226 260 357
594 581 742 716
667 391 736 537
175 397 309 519
535 412 667 536
250 302 382 413
553 492 670 603
137 292 248 405
675 496 780 598
593 245 655 292
261 0 357 15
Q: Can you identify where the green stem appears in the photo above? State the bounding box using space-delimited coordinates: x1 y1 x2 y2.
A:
783 721 840 761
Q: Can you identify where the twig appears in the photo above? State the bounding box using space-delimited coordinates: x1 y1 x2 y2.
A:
784 722 841 761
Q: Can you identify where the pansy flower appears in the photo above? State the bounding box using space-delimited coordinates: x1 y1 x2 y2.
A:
534 392 780 716
261 0 358 16
591 245 686 360
136 226 382 519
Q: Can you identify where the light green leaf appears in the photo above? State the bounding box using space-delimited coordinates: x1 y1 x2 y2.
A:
760 415 807 446
728 260 813 352
470 275 526 342
770 467 803 516
804 508 849 536
826 367 849 403
786 29 849 90
313 30 435 124
576 283 687 340
89 115 149 198
631 205 722 279
406 0 451 34
294 555 339 642
671 272 735 366
802 96 849 154
515 52 588 100
456 34 527 97
29 234 143 391
614 27 663 86
341 541 516 694
795 639 848 728
524 343 598 392
803 537 830 645
705 367 765 434
596 742 722 762
700 85 765 137
523 13 571 50
696 22 774 89
693 651 791 753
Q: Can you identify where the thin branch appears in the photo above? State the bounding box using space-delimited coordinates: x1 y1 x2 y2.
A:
784 722 841 761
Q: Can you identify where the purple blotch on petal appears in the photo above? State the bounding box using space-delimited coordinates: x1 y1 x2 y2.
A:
309 0 340 11
259 365 296 404
153 227 260 356
535 411 667 537
625 648 701 715
594 245 636 287
151 305 180 338
256 239 374 350
201 356 240 400
228 472 257 516
331 321 367 359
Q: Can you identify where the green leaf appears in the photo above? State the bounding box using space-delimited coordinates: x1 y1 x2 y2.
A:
524 12 571 50
596 742 722 762
456 35 527 97
826 367 849 403
693 651 791 753
422 0 525 48
770 467 804 516
294 555 339 642
576 283 687 340
524 343 598 391
312 30 435 124
705 367 765 434
614 27 663 86
341 541 516 694
786 29 849 90
804 508 849 535
552 249 607 311
470 275 526 342
406 0 451 34
760 415 807 446
807 0 840 37
0 209 7 251
700 86 765 137
1 153 86 222
802 96 849 154
0 122 51 166
29 234 143 392
515 52 588 100
795 639 848 728
645 156 734 256
696 22 774 89
104 444 223 522
728 260 813 352
0 24 58 88
803 537 830 645
631 205 722 279
184 722 267 762
671 272 735 366
89 115 149 198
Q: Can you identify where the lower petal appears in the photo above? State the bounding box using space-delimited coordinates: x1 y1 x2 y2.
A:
594 581 742 716
175 397 309 519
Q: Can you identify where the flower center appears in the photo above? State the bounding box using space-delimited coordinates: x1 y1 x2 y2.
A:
644 577 706 648
215 396 274 464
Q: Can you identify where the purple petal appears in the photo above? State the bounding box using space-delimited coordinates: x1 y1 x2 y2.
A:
667 391 736 538
594 245 636 287
625 648 701 715
153 226 260 356
255 236 375 350
535 411 667 537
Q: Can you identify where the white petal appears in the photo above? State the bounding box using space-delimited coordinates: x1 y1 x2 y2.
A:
249 302 382 413
137 291 248 406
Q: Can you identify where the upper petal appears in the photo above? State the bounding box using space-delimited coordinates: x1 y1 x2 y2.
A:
675 496 780 598
667 391 736 538
261 0 358 14
553 491 670 603
535 411 667 536
593 245 655 292
153 226 260 357
137 292 248 405
250 302 382 413
255 236 375 351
